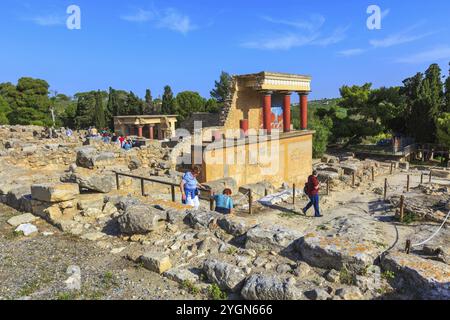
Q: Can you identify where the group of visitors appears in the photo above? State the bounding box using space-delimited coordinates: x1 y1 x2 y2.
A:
179 166 322 218
84 126 136 151
180 166 234 215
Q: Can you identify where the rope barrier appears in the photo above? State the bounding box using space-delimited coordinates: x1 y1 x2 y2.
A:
411 210 450 247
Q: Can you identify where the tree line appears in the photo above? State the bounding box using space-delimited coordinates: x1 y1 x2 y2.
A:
0 71 232 130
301 62 450 157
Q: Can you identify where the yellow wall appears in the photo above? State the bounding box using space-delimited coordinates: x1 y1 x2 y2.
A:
201 133 313 188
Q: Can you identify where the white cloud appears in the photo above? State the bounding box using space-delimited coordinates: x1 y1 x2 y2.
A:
338 48 366 57
242 15 347 50
121 9 154 23
242 33 319 50
26 15 65 26
369 23 435 48
121 7 195 34
261 14 325 32
381 9 390 19
312 26 349 46
396 46 450 64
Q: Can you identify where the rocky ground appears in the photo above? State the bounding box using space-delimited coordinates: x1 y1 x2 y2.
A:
0 125 449 300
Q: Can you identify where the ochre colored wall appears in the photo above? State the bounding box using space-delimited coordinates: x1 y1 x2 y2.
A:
202 133 313 188
223 79 263 137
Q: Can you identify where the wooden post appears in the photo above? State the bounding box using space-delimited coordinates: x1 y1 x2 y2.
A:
390 163 393 175
371 167 375 182
171 185 176 202
209 190 214 211
248 190 253 215
115 172 120 190
405 239 411 254
420 173 424 185
429 171 432 184
352 172 355 187
384 178 388 201
292 184 296 205
326 178 330 195
141 178 145 197
406 175 410 192
399 195 405 222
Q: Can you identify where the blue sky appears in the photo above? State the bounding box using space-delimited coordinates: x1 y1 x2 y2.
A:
1 0 450 101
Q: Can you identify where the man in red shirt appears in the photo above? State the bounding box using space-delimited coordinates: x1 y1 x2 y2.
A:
302 170 322 217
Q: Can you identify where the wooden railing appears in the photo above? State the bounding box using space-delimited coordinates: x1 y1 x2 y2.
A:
113 171 178 201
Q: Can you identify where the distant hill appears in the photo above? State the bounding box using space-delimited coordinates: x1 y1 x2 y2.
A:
309 98 340 110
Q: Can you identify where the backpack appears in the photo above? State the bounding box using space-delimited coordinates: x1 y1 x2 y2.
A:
303 182 309 196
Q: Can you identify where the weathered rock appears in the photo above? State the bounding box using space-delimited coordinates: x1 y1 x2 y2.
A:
382 251 450 300
80 231 106 241
245 225 302 253
15 223 38 236
118 205 163 234
325 269 341 283
204 177 238 194
76 148 115 169
431 169 450 179
42 205 63 222
77 193 105 211
61 169 114 193
7 213 37 227
140 252 172 274
185 209 222 228
293 261 312 278
335 287 364 300
31 183 79 203
304 288 332 300
217 216 250 237
296 215 385 273
241 274 302 300
128 157 141 171
203 259 246 292
82 208 103 218
65 265 81 291
163 267 200 284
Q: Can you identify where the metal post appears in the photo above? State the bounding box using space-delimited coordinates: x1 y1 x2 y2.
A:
399 195 405 222
292 184 296 205
384 178 387 201
249 190 253 215
326 179 330 195
171 185 176 202
352 172 355 187
407 175 410 192
210 190 215 211
429 171 432 184
420 173 424 185
115 172 120 190
405 240 411 254
371 167 375 182
141 178 145 197
390 163 393 175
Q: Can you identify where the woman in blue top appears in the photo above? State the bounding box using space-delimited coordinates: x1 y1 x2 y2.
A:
180 166 206 210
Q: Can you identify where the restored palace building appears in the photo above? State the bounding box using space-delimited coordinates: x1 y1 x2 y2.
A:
114 115 177 140
195 71 314 187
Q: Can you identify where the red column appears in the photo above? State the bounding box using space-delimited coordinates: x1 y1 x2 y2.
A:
137 126 143 138
263 92 272 135
149 125 154 140
300 93 309 130
240 119 249 138
283 93 291 133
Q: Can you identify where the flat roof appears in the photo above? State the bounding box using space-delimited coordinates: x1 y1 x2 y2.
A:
236 71 312 80
114 115 178 119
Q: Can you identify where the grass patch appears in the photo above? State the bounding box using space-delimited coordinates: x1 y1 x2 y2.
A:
278 212 298 219
181 280 200 295
226 247 238 255
382 270 396 281
57 291 79 300
207 284 228 300
398 212 418 224
339 266 355 285
102 271 118 289
17 280 40 297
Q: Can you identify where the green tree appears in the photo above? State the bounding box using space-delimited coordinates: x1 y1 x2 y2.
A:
105 87 117 129
210 71 232 103
127 91 144 115
0 96 12 124
93 90 106 129
175 91 206 122
74 91 97 129
205 98 219 113
144 89 154 114
310 116 333 158
436 113 450 146
445 63 450 112
161 85 176 114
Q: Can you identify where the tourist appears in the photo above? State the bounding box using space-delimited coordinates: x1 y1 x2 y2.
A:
111 133 118 144
213 188 234 215
180 166 206 210
123 140 132 151
302 170 322 217
66 128 73 137
119 135 125 148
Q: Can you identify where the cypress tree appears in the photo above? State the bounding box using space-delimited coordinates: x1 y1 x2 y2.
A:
94 90 105 129
144 89 154 114
161 85 176 114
